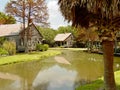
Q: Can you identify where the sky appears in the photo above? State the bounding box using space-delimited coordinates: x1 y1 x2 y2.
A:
0 0 69 29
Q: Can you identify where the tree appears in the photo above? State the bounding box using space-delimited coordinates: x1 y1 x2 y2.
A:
76 27 99 51
5 0 49 27
0 12 16 24
5 0 49 52
58 0 120 90
38 27 57 47
57 25 77 36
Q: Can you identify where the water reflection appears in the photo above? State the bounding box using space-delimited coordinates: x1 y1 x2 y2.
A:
0 60 44 90
33 65 76 90
0 50 119 90
0 72 21 81
0 73 22 90
54 56 71 65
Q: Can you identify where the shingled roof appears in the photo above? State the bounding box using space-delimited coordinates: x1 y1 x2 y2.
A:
54 33 72 41
0 24 25 37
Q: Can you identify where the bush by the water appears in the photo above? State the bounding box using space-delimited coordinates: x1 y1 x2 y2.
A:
36 44 49 51
115 48 120 53
0 48 8 56
3 41 16 55
43 44 49 51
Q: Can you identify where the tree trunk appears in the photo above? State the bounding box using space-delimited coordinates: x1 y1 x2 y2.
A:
102 40 116 90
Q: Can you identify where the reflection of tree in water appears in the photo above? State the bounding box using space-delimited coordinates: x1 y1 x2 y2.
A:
0 50 119 90
34 82 49 90
58 60 102 88
44 51 120 90
0 57 56 90
57 50 104 89
74 79 91 88
0 79 13 89
60 50 78 62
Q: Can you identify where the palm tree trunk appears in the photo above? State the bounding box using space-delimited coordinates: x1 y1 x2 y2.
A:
102 40 116 90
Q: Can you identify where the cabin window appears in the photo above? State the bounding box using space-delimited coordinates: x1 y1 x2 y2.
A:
21 39 24 46
28 40 31 46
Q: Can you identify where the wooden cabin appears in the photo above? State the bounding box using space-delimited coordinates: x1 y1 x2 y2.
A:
0 23 43 52
54 33 74 47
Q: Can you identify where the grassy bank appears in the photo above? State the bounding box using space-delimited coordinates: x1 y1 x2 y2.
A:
0 50 61 65
76 71 120 90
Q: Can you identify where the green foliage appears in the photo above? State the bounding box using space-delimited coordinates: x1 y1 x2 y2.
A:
43 44 49 51
36 44 49 51
0 48 8 56
57 25 78 37
115 48 120 53
76 79 104 90
3 41 16 55
36 44 43 51
38 27 57 46
0 50 61 65
0 37 6 46
0 12 16 24
74 42 86 48
37 26 79 47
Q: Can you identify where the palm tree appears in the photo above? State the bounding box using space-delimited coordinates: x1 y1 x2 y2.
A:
58 0 120 90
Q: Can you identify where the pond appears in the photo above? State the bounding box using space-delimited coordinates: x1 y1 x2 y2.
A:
0 49 120 90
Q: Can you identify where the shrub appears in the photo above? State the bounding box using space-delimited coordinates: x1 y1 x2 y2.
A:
115 48 120 53
3 41 16 55
36 44 43 51
0 48 8 56
0 37 6 46
36 44 49 51
43 44 49 51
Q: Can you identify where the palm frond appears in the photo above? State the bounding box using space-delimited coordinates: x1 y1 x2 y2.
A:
58 0 120 28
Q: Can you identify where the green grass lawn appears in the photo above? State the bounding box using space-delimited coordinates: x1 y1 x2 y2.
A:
0 50 61 65
76 71 120 90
